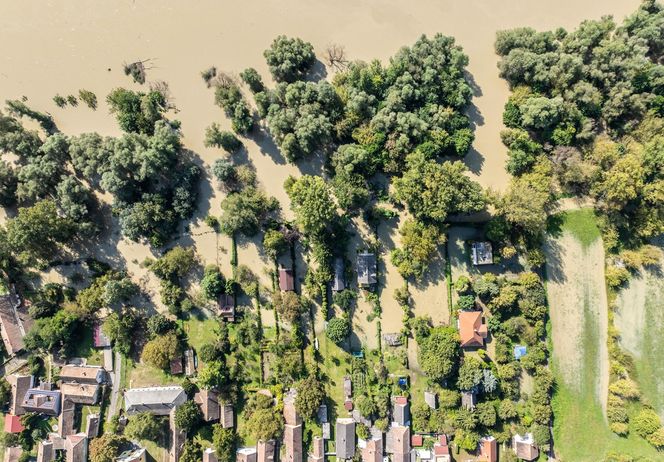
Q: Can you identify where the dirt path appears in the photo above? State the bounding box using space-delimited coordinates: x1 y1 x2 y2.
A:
544 231 609 413
107 351 122 421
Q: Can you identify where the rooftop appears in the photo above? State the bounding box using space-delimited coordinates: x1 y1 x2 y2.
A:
0 291 32 356
458 311 487 348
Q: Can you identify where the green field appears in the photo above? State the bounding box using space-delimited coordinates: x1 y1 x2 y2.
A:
619 267 664 418
548 209 660 460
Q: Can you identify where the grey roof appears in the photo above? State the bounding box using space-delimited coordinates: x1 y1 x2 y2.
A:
471 242 493 266
335 418 355 460
8 374 33 415
0 291 32 356
461 391 477 410
392 400 410 427
124 386 186 415
332 257 345 292
357 252 377 286
22 389 61 416
424 391 437 410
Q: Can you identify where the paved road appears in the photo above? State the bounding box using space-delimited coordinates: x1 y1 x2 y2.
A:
107 351 122 421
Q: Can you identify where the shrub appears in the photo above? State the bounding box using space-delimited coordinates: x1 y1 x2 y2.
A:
632 409 661 438
326 316 350 344
201 265 225 300
610 422 630 436
609 379 640 400
606 266 630 288
53 95 67 107
456 294 476 311
205 124 242 153
78 90 98 109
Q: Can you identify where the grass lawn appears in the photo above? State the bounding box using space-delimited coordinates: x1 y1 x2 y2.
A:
319 336 352 421
71 327 103 365
548 208 601 249
180 312 218 352
129 361 175 388
549 208 659 460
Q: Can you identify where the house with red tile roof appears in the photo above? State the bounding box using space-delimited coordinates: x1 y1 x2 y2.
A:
478 436 497 462
4 415 24 433
458 311 487 348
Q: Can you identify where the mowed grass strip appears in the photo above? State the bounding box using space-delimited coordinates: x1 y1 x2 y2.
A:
549 209 659 460
628 270 664 417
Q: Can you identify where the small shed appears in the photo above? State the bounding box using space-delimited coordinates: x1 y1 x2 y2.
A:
383 333 403 347
357 252 377 287
471 242 493 266
278 267 295 292
217 294 235 322
332 257 345 292
170 357 183 375
184 349 196 376
514 345 527 360
343 376 352 398
424 391 437 410
317 404 328 423
322 422 331 440
461 391 477 410
93 322 111 348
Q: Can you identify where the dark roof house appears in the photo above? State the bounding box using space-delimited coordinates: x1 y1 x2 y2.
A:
335 418 355 460
7 374 33 415
22 389 61 416
332 257 345 292
357 252 377 287
392 396 410 426
0 291 32 356
194 389 220 422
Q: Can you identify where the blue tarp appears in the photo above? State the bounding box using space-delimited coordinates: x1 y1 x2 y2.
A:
514 345 527 360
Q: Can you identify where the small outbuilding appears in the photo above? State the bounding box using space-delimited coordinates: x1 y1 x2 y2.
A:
424 391 437 410
217 294 235 322
471 241 493 266
278 267 295 292
332 257 345 292
461 391 477 410
513 433 539 461
514 345 527 360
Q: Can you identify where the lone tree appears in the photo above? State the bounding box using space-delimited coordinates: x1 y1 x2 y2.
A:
326 316 350 344
418 326 460 383
295 374 326 420
174 400 202 432
264 36 316 82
